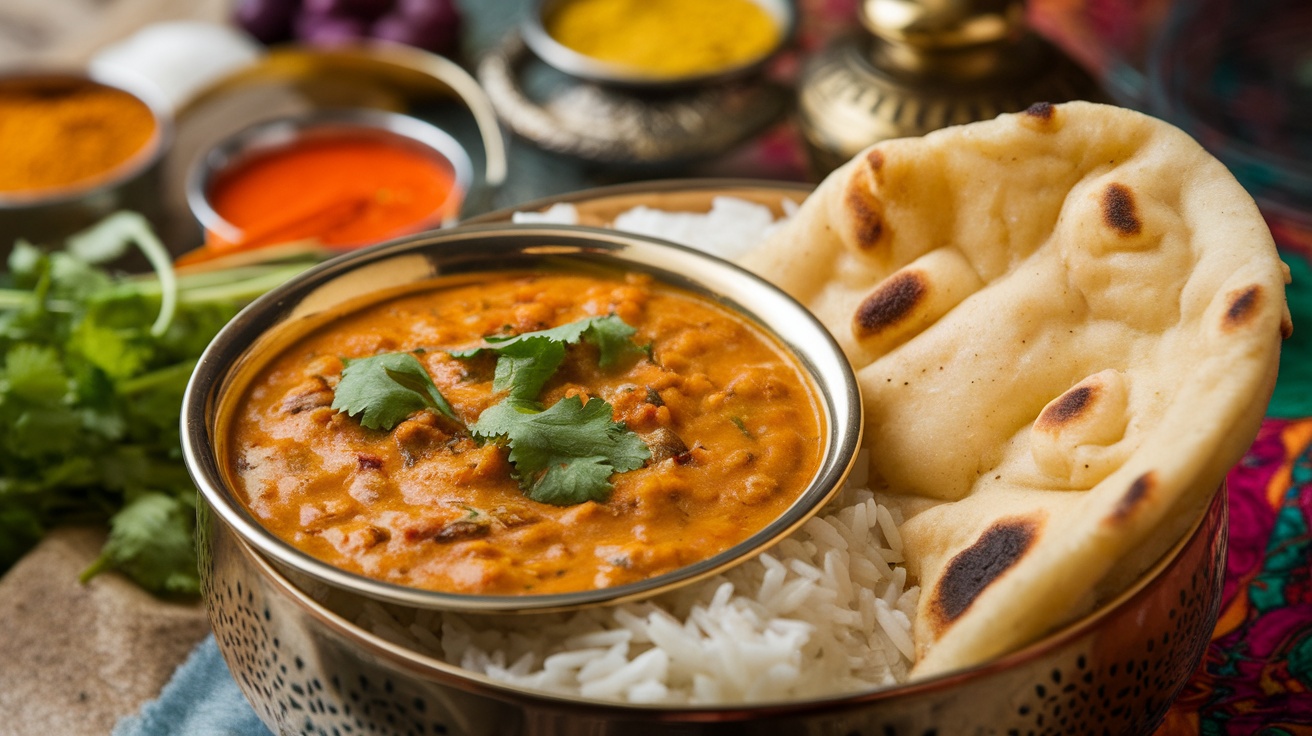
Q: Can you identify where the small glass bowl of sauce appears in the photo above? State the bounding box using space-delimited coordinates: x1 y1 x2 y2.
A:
184 108 472 264
520 0 795 89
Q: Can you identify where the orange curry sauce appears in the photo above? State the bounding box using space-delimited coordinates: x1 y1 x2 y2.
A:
228 272 823 595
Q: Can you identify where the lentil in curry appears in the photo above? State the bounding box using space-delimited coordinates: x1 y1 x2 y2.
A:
228 271 823 595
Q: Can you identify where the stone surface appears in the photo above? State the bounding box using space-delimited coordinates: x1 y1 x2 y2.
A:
0 527 209 736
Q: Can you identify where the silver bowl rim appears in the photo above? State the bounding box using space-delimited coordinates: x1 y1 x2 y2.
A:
0 69 173 208
184 107 475 246
183 222 863 613
213 479 1226 713
519 0 796 89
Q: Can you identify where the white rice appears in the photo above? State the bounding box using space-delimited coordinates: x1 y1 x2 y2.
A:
510 196 800 262
352 200 919 704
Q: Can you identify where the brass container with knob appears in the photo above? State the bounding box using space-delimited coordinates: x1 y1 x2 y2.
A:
797 0 1103 175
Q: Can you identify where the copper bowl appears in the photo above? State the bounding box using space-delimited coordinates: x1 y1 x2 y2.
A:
192 183 1226 735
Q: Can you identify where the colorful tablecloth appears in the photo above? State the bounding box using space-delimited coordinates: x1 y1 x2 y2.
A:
1152 251 1312 733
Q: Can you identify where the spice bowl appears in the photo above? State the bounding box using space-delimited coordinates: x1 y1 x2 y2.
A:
184 108 473 260
520 0 795 89
0 70 171 258
478 0 795 168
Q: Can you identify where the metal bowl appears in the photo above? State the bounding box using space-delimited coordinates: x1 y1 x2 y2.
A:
185 108 474 250
183 224 862 613
200 476 1224 735
520 0 795 89
189 186 1226 734
0 70 171 258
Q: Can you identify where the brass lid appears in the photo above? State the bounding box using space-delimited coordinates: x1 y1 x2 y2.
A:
797 0 1103 176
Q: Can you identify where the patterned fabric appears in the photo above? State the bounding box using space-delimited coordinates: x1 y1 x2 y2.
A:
1156 418 1312 733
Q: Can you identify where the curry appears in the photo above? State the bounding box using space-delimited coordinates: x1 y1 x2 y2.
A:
227 271 823 595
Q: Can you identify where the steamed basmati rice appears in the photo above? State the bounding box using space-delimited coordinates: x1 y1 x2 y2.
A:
352 200 919 704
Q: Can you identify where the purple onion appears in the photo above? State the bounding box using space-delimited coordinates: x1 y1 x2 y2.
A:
234 0 301 44
302 0 396 22
371 0 461 55
295 10 369 46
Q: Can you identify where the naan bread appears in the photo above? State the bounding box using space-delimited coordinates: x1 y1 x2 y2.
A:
740 102 1291 678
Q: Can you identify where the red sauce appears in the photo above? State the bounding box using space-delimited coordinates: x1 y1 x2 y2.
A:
204 135 459 254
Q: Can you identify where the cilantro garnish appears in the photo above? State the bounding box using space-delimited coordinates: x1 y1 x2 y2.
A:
331 314 651 505
471 397 650 505
449 314 650 503
451 315 643 399
331 352 458 431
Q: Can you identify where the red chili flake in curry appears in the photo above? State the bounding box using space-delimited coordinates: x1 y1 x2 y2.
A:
227 271 824 595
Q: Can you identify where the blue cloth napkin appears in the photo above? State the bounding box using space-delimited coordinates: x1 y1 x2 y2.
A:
112 635 271 736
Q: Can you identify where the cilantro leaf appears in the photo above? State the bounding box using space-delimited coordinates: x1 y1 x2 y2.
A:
82 492 199 595
450 315 642 398
332 352 458 431
4 344 69 405
581 315 641 369
491 338 566 401
471 396 650 505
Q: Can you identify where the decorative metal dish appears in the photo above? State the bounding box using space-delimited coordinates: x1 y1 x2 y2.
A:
184 224 863 613
186 183 1225 735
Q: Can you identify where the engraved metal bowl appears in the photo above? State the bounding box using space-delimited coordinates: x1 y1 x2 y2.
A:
520 0 795 89
183 224 863 614
200 475 1224 735
190 184 1226 735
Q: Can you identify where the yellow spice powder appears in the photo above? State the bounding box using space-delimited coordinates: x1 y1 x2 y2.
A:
0 79 156 194
546 0 780 78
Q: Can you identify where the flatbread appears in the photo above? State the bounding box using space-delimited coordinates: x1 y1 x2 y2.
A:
739 101 1290 678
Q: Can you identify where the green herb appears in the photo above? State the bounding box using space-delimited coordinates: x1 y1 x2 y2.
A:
80 492 199 594
0 213 317 594
471 396 650 505
331 352 459 431
451 315 642 399
730 416 753 438
333 315 651 505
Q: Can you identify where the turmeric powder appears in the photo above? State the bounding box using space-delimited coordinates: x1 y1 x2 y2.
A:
0 77 157 195
545 0 781 79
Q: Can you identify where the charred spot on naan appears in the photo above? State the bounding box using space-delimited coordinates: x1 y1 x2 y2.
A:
849 248 984 356
1105 472 1157 525
1031 370 1131 486
1025 101 1054 120
853 271 925 339
1223 285 1263 331
1036 385 1094 428
843 168 888 251
1017 102 1062 133
1101 183 1142 236
865 149 885 178
930 516 1043 630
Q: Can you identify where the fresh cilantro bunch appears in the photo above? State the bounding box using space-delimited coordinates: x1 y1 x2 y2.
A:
0 213 314 594
332 315 651 505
